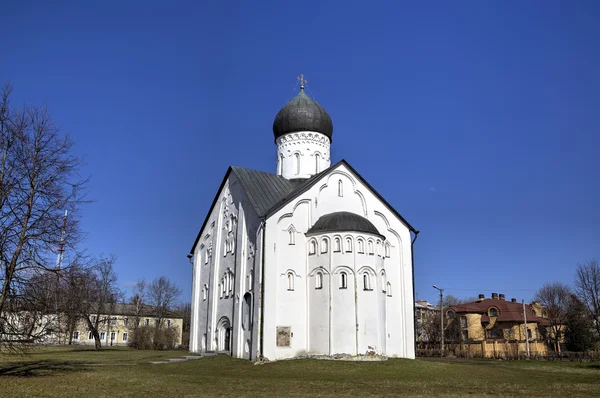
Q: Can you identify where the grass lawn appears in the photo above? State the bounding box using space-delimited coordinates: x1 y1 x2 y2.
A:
1 347 600 397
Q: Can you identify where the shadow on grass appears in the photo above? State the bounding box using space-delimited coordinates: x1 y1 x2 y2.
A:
0 360 90 377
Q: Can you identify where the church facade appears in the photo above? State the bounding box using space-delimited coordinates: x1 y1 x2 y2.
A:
189 82 419 361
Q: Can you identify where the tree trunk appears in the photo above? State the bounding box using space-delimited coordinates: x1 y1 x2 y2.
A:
93 330 102 350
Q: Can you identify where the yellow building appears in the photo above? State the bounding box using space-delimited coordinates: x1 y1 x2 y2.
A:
446 293 550 358
66 304 183 347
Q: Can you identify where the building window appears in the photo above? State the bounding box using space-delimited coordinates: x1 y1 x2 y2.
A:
287 272 294 291
110 317 117 326
294 153 300 175
167 319 171 327
243 293 252 330
228 272 233 294
315 152 321 173
447 311 455 319
340 272 347 289
316 272 323 289
461 330 468 342
289 229 295 245
110 331 116 341
309 240 317 255
357 239 364 253
321 239 328 254
384 243 390 258
386 282 392 297
72 331 79 340
489 307 499 317
368 241 374 254
345 238 352 252
376 240 382 256
527 328 533 339
124 317 129 327
123 332 128 341
88 331 93 340
363 273 371 291
334 237 341 252
486 328 503 339
100 332 106 340
381 273 387 292
203 285 208 301
205 249 209 264
145 319 150 326
247 272 253 291
460 316 467 328
338 180 343 196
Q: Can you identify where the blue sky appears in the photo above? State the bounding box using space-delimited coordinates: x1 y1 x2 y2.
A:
2 1 599 304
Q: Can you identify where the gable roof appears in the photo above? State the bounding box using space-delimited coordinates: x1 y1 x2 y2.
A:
449 299 549 325
189 159 417 254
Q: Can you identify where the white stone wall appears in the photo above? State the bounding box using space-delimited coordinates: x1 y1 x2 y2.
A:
276 131 330 179
190 173 261 359
263 163 415 360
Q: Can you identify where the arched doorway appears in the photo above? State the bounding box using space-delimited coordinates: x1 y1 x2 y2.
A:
216 316 231 352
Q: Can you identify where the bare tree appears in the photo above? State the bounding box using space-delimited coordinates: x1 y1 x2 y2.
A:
0 83 87 350
147 277 181 328
69 255 121 350
534 282 571 353
130 279 147 329
575 259 600 339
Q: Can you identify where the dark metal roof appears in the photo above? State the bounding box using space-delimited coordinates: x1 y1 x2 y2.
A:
230 167 298 217
306 211 382 237
272 89 333 141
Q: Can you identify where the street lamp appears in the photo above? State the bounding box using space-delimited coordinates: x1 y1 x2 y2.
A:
433 285 444 356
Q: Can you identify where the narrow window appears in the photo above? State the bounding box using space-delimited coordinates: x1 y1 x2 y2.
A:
294 153 300 175
460 316 467 328
334 237 341 252
385 244 390 258
124 317 129 327
338 180 343 196
205 249 209 264
100 332 106 340
345 238 352 252
321 239 328 253
145 319 150 326
357 239 364 253
203 284 208 300
315 152 321 173
167 319 171 327
368 241 374 254
247 271 253 291
377 240 382 256
287 273 294 291
363 273 371 290
489 308 498 317
381 273 386 292
289 230 295 245
88 331 93 340
340 272 347 289
123 332 128 341
110 331 116 341
309 240 316 255
386 282 392 297
316 272 323 289
278 154 283 175
72 331 79 340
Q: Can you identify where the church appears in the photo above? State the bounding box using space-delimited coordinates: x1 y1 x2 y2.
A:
188 78 419 361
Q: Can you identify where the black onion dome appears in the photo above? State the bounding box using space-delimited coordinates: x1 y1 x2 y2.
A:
273 89 333 141
307 211 382 237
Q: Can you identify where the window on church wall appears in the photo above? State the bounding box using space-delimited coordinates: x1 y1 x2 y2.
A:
386 282 392 297
289 229 295 245
377 240 382 257
334 237 341 252
294 153 300 175
368 240 374 255
309 240 317 255
340 272 347 289
345 238 352 252
316 272 323 289
243 293 252 330
357 239 364 253
287 273 294 291
363 273 371 291
385 244 390 258
277 155 283 175
247 272 253 291
228 273 234 294
381 273 386 292
315 153 321 173
338 180 343 197
321 239 328 253
202 285 207 301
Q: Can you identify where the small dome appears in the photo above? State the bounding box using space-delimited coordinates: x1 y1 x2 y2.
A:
273 89 333 141
307 211 382 237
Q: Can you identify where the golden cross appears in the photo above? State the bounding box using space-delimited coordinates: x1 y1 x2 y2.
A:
297 74 308 89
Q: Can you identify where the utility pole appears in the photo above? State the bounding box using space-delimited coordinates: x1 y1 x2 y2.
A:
523 299 530 359
433 285 444 357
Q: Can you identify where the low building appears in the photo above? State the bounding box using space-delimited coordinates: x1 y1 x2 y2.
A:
446 293 550 358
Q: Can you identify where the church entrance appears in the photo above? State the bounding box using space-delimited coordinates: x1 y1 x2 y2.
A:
216 316 231 352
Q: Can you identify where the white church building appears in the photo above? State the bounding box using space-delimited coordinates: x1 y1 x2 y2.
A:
189 80 419 361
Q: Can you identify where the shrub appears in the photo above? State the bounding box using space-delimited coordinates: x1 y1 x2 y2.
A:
128 325 180 350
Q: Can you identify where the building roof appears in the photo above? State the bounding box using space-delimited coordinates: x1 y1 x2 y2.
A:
449 298 549 325
190 159 417 254
272 89 333 141
306 211 382 237
111 303 182 319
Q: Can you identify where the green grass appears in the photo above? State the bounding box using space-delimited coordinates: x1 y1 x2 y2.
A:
1 347 600 397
